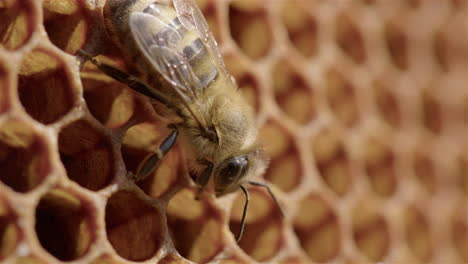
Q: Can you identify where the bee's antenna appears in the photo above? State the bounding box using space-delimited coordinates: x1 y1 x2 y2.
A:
248 181 284 217
236 185 250 243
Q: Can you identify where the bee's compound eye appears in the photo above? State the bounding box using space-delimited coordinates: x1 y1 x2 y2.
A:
217 156 249 188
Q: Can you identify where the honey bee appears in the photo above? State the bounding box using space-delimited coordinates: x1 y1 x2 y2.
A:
78 0 282 242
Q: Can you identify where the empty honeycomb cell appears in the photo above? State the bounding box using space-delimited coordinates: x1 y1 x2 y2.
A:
280 0 318 58
105 191 163 262
404 206 432 262
58 120 114 191
335 13 366 64
373 80 401 128
363 136 397 197
0 197 19 260
293 194 340 262
452 203 468 262
413 151 436 194
229 2 272 60
272 59 316 125
35 188 94 261
43 0 88 54
324 69 359 127
80 56 135 128
352 200 390 262
0 0 36 51
421 90 443 135
224 55 261 113
384 22 408 71
18 48 75 125
230 188 283 262
167 188 223 263
259 121 302 192
0 119 50 192
311 127 352 196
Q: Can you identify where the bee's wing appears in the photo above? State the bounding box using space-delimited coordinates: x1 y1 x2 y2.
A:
129 12 202 104
173 0 231 79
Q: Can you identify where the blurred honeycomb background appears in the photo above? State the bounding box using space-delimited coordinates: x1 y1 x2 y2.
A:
1 0 468 263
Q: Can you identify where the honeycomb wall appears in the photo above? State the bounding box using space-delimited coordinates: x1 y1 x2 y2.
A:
1 0 467 263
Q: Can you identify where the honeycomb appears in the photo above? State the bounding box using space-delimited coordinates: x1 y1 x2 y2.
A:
1 0 468 263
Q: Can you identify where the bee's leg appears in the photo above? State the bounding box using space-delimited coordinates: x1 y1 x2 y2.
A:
194 161 213 199
134 127 179 181
248 181 284 217
236 185 250 243
77 50 175 110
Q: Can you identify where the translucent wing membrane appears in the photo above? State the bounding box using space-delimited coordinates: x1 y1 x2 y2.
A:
173 0 230 78
130 12 201 103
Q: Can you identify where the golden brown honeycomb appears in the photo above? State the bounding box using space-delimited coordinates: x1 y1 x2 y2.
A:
1 0 468 263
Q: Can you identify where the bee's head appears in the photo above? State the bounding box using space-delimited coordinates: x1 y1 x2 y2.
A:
214 151 268 197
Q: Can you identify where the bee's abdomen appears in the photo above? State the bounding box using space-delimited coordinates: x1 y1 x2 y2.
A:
144 3 218 90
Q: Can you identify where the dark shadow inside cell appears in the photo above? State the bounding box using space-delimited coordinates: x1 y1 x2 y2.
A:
0 121 50 193
433 30 450 72
121 122 181 198
374 80 401 128
167 189 222 263
81 70 135 128
352 202 390 262
335 14 366 64
229 189 283 262
260 121 303 192
293 194 340 262
421 90 443 135
464 96 468 128
405 207 432 262
280 0 318 58
58 120 114 191
452 205 468 262
312 129 352 196
229 5 272 60
325 70 359 127
105 191 162 261
43 0 88 54
35 189 94 261
18 49 74 125
385 23 408 71
364 138 398 197
455 156 468 195
413 152 436 194
0 0 35 50
272 60 316 125
264 149 302 193
0 66 8 114
237 73 261 114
